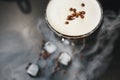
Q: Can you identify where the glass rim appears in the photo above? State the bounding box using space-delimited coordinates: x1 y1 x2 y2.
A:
45 0 103 39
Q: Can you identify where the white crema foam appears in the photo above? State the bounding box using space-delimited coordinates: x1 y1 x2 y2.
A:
46 0 102 36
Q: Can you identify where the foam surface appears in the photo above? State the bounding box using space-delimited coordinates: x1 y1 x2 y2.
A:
46 0 102 36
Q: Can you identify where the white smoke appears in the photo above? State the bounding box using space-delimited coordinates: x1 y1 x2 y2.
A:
37 10 120 80
0 10 119 80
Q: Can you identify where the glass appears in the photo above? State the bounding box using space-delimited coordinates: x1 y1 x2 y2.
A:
45 0 103 51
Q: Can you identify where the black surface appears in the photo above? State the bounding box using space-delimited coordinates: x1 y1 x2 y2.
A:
100 0 120 13
0 0 120 80
99 0 120 79
98 36 120 80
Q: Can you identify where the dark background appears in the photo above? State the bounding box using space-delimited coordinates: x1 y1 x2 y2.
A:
98 0 120 80
0 0 120 80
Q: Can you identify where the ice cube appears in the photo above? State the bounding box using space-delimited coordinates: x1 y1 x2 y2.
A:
26 63 39 77
58 52 72 66
44 41 57 54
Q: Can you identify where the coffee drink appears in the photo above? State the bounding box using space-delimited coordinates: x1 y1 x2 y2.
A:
46 0 103 38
